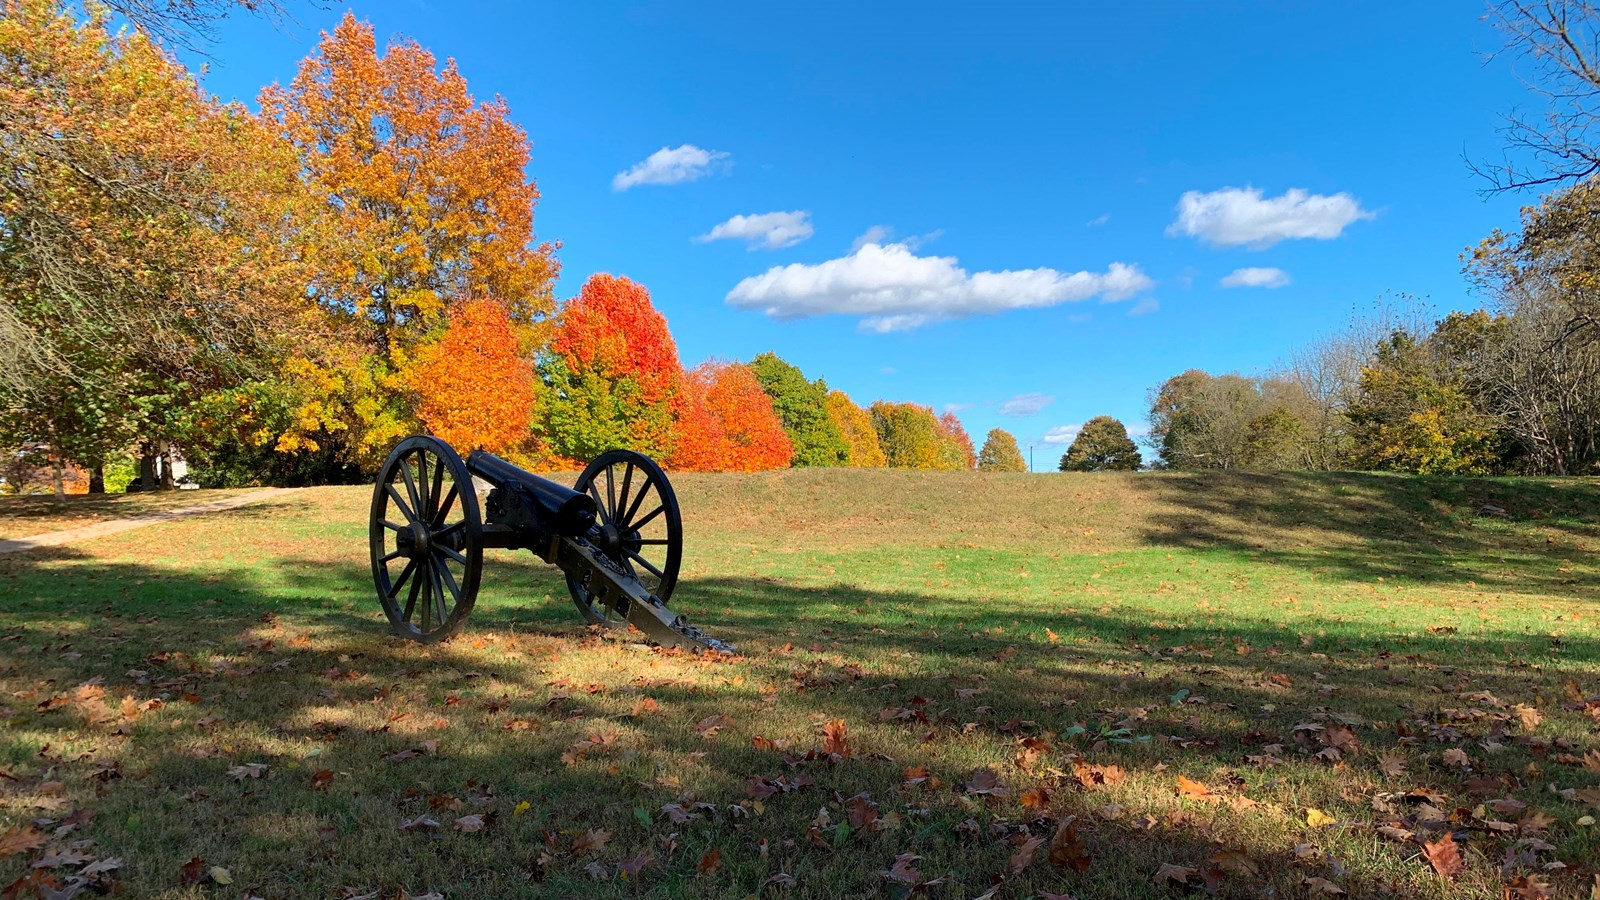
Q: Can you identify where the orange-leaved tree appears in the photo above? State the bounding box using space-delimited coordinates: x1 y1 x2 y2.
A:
675 362 791 471
261 11 557 355
826 390 886 467
542 274 683 462
407 299 536 454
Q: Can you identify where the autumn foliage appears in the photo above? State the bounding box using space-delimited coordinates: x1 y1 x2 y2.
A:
0 4 980 484
408 299 535 454
261 11 557 349
826 391 887 467
552 274 681 404
673 362 792 471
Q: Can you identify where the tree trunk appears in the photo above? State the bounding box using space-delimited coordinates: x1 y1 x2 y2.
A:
139 445 156 491
50 453 65 503
89 465 105 494
158 439 175 490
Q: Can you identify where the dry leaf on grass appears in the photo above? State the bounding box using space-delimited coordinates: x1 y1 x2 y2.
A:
1421 833 1464 878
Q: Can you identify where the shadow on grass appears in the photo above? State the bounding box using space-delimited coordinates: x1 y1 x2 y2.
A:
1128 471 1600 600
2 543 1597 896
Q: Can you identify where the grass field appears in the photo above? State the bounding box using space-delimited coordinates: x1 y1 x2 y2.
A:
1 470 1597 898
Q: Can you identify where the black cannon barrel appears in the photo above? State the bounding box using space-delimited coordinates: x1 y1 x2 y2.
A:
466 450 597 537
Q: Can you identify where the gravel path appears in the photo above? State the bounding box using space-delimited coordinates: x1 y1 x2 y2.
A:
0 488 299 555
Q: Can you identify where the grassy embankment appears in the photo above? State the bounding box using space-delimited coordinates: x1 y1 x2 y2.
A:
0 470 1597 898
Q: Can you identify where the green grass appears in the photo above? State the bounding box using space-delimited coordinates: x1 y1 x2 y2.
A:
1 470 1598 898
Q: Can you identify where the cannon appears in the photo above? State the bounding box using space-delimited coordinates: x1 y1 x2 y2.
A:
367 435 733 653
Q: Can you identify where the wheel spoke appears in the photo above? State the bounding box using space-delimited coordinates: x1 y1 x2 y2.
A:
399 455 423 518
432 483 459 528
416 452 431 522
604 463 617 522
427 453 444 521
435 554 463 602
620 479 654 528
630 503 665 531
381 519 406 531
616 462 635 526
624 548 665 579
634 538 670 545
387 484 418 524
380 548 406 563
419 568 431 631
387 558 418 600
436 544 467 566
401 567 422 622
587 483 611 524
431 561 449 627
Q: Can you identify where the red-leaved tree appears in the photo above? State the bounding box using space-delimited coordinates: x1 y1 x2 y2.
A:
542 274 683 461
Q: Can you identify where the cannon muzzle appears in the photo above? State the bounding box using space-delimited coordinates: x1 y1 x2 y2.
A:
466 450 597 537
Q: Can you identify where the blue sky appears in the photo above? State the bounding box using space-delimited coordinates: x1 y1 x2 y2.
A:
190 2 1532 469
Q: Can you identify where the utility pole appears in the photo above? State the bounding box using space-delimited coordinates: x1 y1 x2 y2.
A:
1028 445 1034 473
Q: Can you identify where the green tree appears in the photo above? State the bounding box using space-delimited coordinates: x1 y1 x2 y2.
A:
1345 332 1500 475
747 352 847 466
869 401 942 469
977 428 1027 472
1060 416 1142 471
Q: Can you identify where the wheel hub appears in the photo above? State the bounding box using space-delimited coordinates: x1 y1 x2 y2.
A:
397 521 431 558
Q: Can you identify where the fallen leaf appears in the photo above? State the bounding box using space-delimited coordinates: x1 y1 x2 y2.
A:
1153 862 1196 886
964 769 1005 796
571 829 611 856
1010 835 1045 874
1305 807 1338 827
208 866 233 885
453 813 492 833
1421 833 1464 878
226 763 266 781
178 856 206 886
696 847 722 876
1048 816 1091 872
1176 775 1221 803
694 715 732 737
1302 875 1347 895
0 824 46 858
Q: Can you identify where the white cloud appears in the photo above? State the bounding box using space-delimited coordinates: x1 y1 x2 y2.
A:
1167 186 1373 248
1219 266 1291 289
612 144 730 191
1127 298 1160 316
725 240 1155 333
851 225 895 252
697 211 813 250
943 403 973 414
1086 214 1111 227
1041 424 1081 445
1000 393 1054 417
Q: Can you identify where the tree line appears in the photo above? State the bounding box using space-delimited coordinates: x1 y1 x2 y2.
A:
0 3 1007 493
1147 184 1600 477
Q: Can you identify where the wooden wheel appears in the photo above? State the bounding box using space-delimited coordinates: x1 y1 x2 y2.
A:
370 436 482 643
566 449 682 624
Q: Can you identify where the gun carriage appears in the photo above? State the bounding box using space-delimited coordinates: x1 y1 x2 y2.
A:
367 436 732 653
